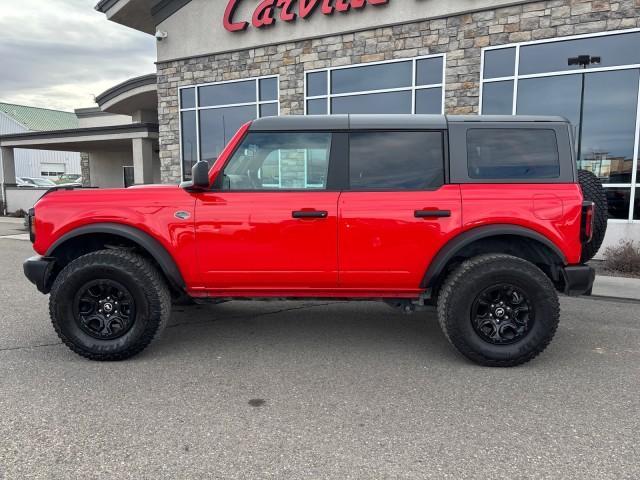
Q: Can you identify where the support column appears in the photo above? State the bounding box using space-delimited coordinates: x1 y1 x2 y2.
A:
1 147 16 184
1 147 16 214
132 138 154 185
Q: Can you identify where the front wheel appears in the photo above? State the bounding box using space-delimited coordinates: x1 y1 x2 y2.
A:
437 254 560 367
49 249 171 361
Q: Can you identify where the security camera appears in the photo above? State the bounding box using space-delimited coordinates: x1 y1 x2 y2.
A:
155 30 168 41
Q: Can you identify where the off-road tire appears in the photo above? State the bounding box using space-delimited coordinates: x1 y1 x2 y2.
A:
49 249 171 361
578 169 608 262
437 254 560 367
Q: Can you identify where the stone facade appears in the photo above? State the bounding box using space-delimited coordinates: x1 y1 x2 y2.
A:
157 0 640 184
80 152 91 187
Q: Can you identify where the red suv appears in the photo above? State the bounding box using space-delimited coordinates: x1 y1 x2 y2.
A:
24 115 604 366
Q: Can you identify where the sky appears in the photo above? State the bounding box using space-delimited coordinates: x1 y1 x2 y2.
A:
0 0 156 112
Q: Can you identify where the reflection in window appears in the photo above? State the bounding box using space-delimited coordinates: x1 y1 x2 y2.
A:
179 76 279 180
519 31 640 75
306 56 445 115
222 132 331 190
605 188 632 220
579 70 639 184
634 189 640 220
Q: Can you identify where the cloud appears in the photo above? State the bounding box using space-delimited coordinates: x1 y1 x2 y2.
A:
0 0 156 111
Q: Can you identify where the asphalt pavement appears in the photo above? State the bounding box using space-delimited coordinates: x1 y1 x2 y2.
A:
1 238 639 479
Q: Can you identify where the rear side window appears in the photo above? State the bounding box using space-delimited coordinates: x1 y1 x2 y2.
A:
349 131 444 190
467 128 560 179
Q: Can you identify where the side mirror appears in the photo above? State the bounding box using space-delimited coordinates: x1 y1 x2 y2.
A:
192 161 210 189
181 161 210 191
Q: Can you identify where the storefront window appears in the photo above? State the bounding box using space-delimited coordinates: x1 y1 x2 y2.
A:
305 55 445 115
179 76 279 180
481 30 640 222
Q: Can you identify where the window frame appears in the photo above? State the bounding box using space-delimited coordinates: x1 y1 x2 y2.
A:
449 122 575 184
479 28 640 223
304 54 446 116
178 75 280 181
212 130 343 193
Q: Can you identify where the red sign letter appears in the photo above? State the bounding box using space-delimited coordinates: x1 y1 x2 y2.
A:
223 0 249 32
253 0 277 27
321 0 335 14
299 0 320 18
278 0 297 22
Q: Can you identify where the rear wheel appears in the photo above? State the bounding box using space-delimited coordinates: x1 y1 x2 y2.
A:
49 249 171 361
578 169 608 262
437 254 559 367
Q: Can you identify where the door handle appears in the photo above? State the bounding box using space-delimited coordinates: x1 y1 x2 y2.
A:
414 209 451 218
292 210 328 219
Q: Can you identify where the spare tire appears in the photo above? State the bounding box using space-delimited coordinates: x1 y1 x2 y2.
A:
578 169 608 262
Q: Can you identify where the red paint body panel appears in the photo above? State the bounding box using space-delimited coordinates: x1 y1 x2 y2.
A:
32 186 199 286
460 184 584 264
194 192 339 290
338 186 463 289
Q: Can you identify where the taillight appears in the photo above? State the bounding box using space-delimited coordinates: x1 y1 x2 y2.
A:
581 201 594 243
28 208 36 243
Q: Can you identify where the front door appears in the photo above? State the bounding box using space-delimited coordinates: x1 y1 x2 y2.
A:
338 130 462 291
195 130 339 293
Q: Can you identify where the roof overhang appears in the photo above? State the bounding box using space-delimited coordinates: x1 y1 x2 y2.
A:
0 123 158 152
95 74 158 116
95 0 192 35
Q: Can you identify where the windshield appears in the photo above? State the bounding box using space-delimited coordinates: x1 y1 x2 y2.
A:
31 178 56 187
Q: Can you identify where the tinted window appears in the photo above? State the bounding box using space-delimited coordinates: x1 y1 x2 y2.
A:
415 88 442 114
467 129 560 179
519 32 640 75
416 57 443 86
223 132 331 190
199 81 255 107
331 61 412 94
483 48 516 79
349 132 444 190
199 105 255 165
332 91 412 114
181 111 198 177
307 72 328 97
482 81 513 115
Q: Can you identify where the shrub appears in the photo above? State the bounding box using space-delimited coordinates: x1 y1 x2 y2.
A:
603 240 640 275
11 208 27 218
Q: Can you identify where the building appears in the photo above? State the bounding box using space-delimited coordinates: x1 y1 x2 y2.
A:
0 74 159 212
0 102 81 180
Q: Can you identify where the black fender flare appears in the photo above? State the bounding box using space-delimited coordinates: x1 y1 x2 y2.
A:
47 223 186 292
421 224 568 289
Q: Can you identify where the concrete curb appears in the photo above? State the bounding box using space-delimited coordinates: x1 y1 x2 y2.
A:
0 217 24 224
592 275 640 301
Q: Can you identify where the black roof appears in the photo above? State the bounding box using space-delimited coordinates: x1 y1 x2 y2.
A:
249 114 569 131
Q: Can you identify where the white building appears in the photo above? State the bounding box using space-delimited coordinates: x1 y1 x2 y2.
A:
0 102 81 180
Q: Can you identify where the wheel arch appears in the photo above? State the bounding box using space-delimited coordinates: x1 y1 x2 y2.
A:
46 223 186 295
422 225 567 291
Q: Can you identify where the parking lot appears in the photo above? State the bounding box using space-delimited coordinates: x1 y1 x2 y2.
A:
1 236 639 479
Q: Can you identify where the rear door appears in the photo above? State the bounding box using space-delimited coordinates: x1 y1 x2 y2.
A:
338 130 462 291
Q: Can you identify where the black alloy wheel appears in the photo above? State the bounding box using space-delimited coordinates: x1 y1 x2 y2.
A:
471 284 533 345
74 279 136 340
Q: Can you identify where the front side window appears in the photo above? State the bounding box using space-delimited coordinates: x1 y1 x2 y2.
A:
221 132 332 191
179 76 279 180
305 56 445 116
349 132 444 190
467 129 560 179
